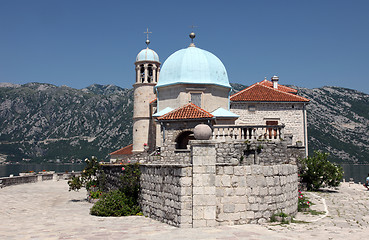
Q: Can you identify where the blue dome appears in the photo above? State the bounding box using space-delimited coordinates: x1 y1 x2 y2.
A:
136 48 159 62
156 46 231 89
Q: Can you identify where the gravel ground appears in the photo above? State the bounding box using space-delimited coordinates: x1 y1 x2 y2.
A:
0 180 368 239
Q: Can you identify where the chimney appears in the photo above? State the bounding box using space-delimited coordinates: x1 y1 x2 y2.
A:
271 75 279 89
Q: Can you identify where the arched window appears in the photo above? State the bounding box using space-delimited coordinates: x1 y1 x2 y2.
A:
148 64 153 83
140 65 145 82
175 131 195 149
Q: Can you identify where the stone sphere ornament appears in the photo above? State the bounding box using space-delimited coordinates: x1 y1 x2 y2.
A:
194 124 212 140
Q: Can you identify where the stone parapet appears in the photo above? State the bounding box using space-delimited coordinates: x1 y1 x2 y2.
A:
140 164 193 228
215 140 305 165
215 164 297 225
0 172 80 188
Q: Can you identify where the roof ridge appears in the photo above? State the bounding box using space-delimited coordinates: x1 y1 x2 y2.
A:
188 103 214 117
259 79 298 93
157 103 214 120
257 84 309 101
230 84 256 98
230 83 309 102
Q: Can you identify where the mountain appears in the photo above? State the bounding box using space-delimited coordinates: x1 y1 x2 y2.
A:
0 83 133 162
296 86 369 164
0 82 368 163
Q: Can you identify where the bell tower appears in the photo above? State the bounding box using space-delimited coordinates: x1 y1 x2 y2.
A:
132 29 160 153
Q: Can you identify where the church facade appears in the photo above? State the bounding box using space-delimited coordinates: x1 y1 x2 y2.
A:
108 32 309 227
124 31 309 159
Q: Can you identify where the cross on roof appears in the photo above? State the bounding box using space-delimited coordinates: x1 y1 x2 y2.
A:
190 25 198 31
144 28 152 41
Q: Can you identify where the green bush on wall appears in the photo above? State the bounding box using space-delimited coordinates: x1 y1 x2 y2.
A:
299 151 343 191
68 157 142 217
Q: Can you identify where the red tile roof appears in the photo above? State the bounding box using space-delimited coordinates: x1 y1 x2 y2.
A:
230 83 309 102
157 103 214 120
110 144 133 155
259 79 298 93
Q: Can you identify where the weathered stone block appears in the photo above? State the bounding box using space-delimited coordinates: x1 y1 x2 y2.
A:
249 203 259 211
223 204 235 213
221 175 231 187
180 177 192 187
235 204 246 212
193 206 204 219
192 219 207 228
206 220 216 227
216 166 224 175
193 195 216 206
225 188 234 196
260 187 268 196
235 187 246 196
204 206 216 220
216 188 224 197
224 166 234 175
234 166 244 176
245 211 255 219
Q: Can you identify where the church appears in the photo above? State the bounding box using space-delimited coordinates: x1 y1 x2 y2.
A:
110 30 309 162
105 31 309 227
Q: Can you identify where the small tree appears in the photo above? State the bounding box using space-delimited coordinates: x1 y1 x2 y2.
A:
68 156 104 191
299 151 343 191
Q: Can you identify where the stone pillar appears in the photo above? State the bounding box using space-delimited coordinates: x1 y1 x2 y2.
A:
135 65 140 83
152 65 157 83
191 140 217 227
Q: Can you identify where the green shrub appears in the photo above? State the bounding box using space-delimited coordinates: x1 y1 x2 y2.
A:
89 190 102 199
68 158 142 217
68 156 104 191
90 190 141 217
118 163 141 201
299 151 343 191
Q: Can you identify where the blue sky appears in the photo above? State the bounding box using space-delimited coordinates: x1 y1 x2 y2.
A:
0 0 368 94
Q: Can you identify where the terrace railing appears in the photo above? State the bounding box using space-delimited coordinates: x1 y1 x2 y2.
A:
212 125 285 141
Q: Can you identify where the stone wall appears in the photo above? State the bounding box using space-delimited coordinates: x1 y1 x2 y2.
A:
140 164 193 228
102 139 300 228
215 140 305 165
190 140 298 226
215 164 297 225
0 172 80 188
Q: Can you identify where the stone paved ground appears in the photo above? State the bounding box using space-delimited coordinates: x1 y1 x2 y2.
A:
0 180 369 239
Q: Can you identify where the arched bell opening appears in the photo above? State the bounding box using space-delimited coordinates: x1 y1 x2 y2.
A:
175 131 195 149
139 64 145 83
148 64 153 83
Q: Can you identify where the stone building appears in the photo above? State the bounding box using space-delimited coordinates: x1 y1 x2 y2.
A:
107 31 309 227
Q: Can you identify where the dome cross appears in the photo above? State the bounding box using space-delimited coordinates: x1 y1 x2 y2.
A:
189 25 198 47
144 28 152 47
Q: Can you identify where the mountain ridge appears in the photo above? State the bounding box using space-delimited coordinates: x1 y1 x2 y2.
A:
0 82 368 163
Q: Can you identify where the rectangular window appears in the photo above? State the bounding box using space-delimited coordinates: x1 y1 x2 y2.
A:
248 105 256 111
191 93 202 107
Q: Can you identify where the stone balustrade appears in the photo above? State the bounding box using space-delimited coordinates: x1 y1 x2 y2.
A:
213 125 285 141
